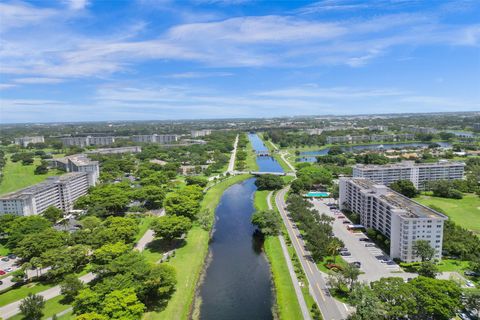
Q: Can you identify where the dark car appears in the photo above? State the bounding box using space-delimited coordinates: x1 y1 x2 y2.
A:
0 280 3 285
464 271 480 277
340 251 351 256
351 261 361 268
7 254 16 259
1 257 9 262
386 260 396 265
342 221 351 224
339 247 348 252
359 238 370 242
365 243 376 247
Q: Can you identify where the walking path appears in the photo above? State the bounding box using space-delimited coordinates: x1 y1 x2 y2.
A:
267 192 311 320
280 152 296 173
227 134 239 173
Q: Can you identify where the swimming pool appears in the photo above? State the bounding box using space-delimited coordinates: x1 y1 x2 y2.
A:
304 191 330 198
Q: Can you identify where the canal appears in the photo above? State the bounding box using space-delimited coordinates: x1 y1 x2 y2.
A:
198 133 283 320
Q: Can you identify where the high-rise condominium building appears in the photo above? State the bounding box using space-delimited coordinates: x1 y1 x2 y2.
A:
339 178 447 262
352 160 465 190
60 136 115 147
0 173 91 216
49 154 99 186
14 136 45 147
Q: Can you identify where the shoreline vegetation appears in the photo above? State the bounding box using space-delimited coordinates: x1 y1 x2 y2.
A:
145 174 252 320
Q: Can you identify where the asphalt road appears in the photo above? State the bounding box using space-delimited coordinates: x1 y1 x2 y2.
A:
275 188 349 320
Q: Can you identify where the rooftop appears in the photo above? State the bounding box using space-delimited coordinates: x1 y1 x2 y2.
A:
354 160 465 170
348 178 447 220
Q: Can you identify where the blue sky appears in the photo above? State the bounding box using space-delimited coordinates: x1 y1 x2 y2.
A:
0 0 479 123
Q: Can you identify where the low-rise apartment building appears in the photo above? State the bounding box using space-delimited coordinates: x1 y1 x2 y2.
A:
14 136 44 147
60 136 115 147
352 160 465 190
131 134 178 144
86 146 142 154
326 134 415 144
339 178 447 262
0 172 91 216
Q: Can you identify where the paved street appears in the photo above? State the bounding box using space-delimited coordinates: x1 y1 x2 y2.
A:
227 134 239 173
311 199 416 282
275 188 349 320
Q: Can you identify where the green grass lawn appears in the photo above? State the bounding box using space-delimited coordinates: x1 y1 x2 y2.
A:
254 190 270 212
144 174 251 320
0 156 64 195
0 282 54 307
245 140 259 171
416 194 480 235
9 295 71 320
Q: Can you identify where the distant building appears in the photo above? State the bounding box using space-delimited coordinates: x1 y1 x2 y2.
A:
306 128 323 135
14 136 44 147
473 123 480 131
48 154 99 186
368 125 388 131
191 130 212 138
131 134 178 144
326 134 414 144
352 160 465 190
402 126 437 134
0 173 91 216
60 136 115 147
339 178 447 262
86 146 142 154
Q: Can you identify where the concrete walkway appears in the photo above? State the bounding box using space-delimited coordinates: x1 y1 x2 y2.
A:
227 134 239 173
267 192 311 320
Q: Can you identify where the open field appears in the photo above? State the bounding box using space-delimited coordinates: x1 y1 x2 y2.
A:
416 194 480 234
245 139 259 171
0 157 63 195
144 174 251 320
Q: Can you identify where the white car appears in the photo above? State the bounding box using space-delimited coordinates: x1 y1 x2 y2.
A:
465 281 475 288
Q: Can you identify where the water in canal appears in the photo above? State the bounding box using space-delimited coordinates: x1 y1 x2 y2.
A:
198 133 283 320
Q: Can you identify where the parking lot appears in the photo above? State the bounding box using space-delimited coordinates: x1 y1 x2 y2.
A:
311 198 416 282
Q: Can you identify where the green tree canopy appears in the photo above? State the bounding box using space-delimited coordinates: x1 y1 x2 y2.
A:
251 210 281 236
254 175 285 190
151 215 192 242
390 180 418 198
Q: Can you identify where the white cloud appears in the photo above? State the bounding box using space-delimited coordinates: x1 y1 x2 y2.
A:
14 77 65 84
166 71 233 78
65 0 90 10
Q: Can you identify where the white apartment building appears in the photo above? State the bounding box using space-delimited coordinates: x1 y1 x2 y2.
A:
14 136 45 147
402 126 438 134
49 154 99 186
131 134 178 144
86 146 142 154
326 134 415 144
339 178 447 262
60 136 115 147
191 130 212 138
0 173 90 216
353 160 465 190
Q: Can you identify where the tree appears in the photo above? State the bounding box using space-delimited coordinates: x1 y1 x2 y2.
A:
151 215 192 242
73 289 101 315
101 289 145 320
410 277 462 320
40 245 90 279
370 277 417 319
43 206 63 223
342 263 361 291
19 293 45 320
164 193 200 220
254 175 285 190
464 291 480 319
133 185 165 210
413 240 435 262
390 180 418 198
14 228 68 261
417 260 439 278
327 238 343 263
185 176 208 187
92 242 131 266
348 284 384 320
34 163 49 175
251 210 281 236
61 275 85 302
6 216 51 249
328 146 344 155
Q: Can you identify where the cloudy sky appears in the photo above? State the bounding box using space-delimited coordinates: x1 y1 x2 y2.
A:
0 0 479 123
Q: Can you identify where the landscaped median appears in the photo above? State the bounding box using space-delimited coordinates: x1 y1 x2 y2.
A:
254 190 304 320
144 174 251 320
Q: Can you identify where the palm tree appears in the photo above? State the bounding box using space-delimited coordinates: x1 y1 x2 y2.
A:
327 238 342 264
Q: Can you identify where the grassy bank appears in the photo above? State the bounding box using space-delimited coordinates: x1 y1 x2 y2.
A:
144 174 251 320
254 190 304 320
245 139 259 171
0 157 64 195
416 194 480 234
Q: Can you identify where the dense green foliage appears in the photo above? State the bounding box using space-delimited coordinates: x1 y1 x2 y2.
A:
390 180 418 198
151 215 192 242
254 174 285 190
251 210 281 236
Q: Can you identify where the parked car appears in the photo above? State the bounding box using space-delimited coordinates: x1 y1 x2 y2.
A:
340 251 351 256
342 220 351 224
350 261 361 268
459 312 472 320
465 281 475 288
1 257 9 262
7 254 16 259
359 238 370 242
365 243 376 247
0 270 5 275
337 215 345 219
386 260 396 265
0 280 3 285
4 267 13 272
464 271 480 277
339 247 348 252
